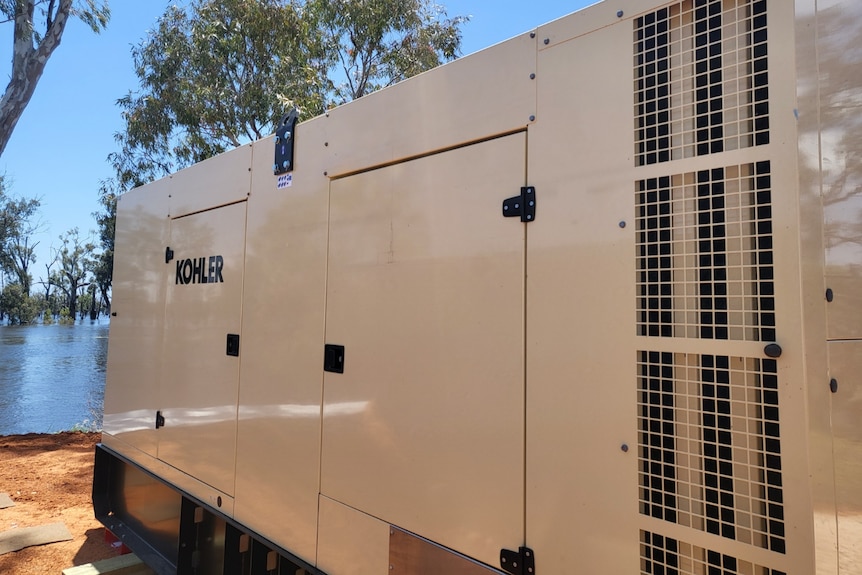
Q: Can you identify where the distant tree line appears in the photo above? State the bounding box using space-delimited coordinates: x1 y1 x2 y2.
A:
0 177 109 325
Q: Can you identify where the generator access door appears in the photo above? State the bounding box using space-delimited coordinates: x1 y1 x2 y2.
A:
158 201 247 497
321 133 527 567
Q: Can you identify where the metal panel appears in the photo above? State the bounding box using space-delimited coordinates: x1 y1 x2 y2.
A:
818 0 862 342
793 1 838 573
321 134 526 568
322 32 536 176
167 144 254 219
233 121 330 565
317 496 391 575
158 201 247 498
527 1 811 573
828 341 862 575
389 528 503 575
103 179 171 457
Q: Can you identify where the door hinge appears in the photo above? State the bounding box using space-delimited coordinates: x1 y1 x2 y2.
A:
500 547 535 575
155 410 165 429
274 109 299 175
165 246 174 263
502 187 536 222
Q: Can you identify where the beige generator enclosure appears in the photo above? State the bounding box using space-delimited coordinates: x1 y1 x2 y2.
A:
94 0 862 574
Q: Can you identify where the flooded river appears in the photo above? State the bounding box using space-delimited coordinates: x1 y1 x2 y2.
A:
0 321 109 435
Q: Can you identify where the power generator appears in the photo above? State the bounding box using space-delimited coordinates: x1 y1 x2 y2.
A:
94 0 862 573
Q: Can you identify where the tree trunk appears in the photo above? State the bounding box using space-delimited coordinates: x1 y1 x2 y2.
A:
0 0 72 156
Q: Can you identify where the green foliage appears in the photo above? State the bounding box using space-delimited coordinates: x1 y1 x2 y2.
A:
54 228 96 319
111 0 323 189
92 181 116 313
58 306 74 325
109 0 467 189
0 282 38 324
42 308 54 325
0 177 41 295
307 0 468 103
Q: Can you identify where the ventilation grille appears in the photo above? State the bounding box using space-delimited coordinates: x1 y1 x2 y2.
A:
638 351 785 553
634 0 769 166
640 531 786 575
636 162 775 341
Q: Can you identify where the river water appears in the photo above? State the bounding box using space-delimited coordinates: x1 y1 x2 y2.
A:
0 321 109 435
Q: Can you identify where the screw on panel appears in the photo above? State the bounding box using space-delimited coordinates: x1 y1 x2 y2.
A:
621 444 629 452
617 10 624 17
830 379 839 393
530 32 536 38
826 288 834 302
529 115 536 122
619 221 627 228
543 38 550 45
530 73 536 80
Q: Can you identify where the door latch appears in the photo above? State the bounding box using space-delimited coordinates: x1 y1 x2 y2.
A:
324 344 345 373
502 187 536 222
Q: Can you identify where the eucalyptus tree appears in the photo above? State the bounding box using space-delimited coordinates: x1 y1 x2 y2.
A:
0 0 110 156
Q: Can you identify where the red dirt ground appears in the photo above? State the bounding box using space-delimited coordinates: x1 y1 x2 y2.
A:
0 432 120 574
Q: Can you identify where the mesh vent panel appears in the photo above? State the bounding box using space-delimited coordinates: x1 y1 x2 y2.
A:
634 0 769 166
636 162 775 341
638 352 785 553
640 531 786 575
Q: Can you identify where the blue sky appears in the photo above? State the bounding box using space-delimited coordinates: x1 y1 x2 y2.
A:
0 1 591 283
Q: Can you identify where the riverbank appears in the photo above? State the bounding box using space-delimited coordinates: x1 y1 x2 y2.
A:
0 432 119 574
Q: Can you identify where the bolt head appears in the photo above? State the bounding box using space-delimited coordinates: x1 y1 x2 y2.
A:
282 160 290 169
530 73 536 80
619 221 627 228
617 10 624 18
543 38 550 45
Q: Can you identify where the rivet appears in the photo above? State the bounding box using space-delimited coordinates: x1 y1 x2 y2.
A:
830 378 839 393
619 221 627 228
530 32 536 38
282 160 290 169
274 135 280 144
826 288 834 302
529 115 536 122
272 164 278 172
621 444 629 452
515 203 520 209
504 205 509 211
543 38 550 45
513 562 519 568
529 201 534 206
530 73 536 80
324 171 328 176
325 142 329 146
527 214 532 220
617 10 624 18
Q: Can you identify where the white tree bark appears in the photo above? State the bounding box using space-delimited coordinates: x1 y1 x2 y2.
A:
0 0 73 157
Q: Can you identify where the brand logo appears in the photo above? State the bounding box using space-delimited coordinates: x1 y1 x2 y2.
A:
175 255 224 285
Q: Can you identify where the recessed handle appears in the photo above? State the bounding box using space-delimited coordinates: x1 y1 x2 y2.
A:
324 344 345 373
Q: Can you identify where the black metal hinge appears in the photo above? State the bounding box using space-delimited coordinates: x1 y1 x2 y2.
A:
500 547 535 575
502 187 536 222
155 410 165 429
274 109 299 175
165 246 174 263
